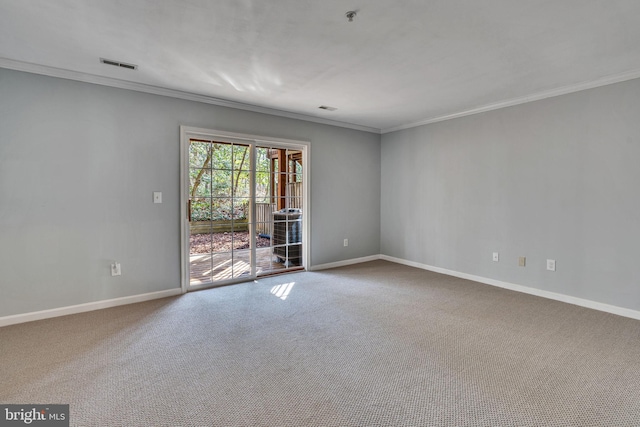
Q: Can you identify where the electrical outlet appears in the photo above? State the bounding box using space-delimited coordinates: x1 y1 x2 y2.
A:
518 256 526 267
493 252 499 262
111 262 121 276
547 259 556 271
343 239 349 247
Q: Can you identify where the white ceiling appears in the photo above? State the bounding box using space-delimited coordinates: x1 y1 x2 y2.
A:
2 0 640 133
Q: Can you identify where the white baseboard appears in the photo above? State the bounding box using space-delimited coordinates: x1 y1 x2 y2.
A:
5 256 639 326
0 288 183 328
379 255 640 321
310 255 382 271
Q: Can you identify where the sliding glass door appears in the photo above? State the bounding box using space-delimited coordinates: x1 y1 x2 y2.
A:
180 128 308 290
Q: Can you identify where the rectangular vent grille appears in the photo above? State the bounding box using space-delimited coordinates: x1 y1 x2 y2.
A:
100 58 138 70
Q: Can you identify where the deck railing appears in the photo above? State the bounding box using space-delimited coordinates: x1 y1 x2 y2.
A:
286 182 303 209
256 182 302 236
256 203 275 236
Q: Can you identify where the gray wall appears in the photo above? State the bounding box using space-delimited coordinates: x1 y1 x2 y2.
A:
382 78 640 311
0 68 381 317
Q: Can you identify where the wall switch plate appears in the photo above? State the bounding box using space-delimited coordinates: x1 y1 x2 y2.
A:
111 262 121 276
547 259 556 271
493 252 499 262
518 256 526 267
343 239 349 247
153 192 162 204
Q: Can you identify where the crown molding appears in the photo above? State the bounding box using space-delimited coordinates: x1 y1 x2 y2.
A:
5 57 640 136
382 67 640 134
0 58 381 134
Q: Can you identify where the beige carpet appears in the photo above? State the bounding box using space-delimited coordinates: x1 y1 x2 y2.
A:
2 260 640 426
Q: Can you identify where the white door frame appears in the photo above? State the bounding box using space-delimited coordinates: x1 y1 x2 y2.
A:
179 126 310 293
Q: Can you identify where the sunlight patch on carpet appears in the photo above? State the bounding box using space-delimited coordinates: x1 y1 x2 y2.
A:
270 282 295 300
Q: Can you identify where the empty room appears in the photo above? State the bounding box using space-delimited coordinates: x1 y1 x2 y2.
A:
1 1 640 426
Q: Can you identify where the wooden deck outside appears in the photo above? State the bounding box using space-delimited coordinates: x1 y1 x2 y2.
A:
189 247 301 285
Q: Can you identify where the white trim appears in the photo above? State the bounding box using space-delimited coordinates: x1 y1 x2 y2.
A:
4 256 639 326
0 289 182 328
0 58 380 134
301 142 311 271
179 126 311 291
379 255 640 321
6 58 640 136
179 128 191 293
382 67 640 133
310 255 382 271
181 126 311 150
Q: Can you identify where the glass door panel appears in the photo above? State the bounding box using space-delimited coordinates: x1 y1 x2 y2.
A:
254 145 303 275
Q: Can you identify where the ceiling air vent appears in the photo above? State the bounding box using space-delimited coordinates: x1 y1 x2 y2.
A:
318 105 337 111
100 58 138 70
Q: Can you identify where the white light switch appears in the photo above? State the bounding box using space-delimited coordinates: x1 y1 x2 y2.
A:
111 262 121 276
153 192 162 204
547 259 556 271
493 252 499 262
